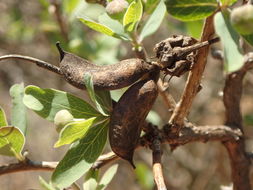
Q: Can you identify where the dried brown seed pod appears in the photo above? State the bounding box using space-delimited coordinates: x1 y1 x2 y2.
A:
56 43 156 90
109 72 159 167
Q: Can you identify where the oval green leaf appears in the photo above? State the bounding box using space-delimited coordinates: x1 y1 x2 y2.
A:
0 106 8 127
0 126 25 160
165 0 218 21
139 0 166 41
214 11 244 72
52 120 109 189
10 83 27 134
54 117 98 147
123 0 143 32
79 17 123 39
23 85 101 121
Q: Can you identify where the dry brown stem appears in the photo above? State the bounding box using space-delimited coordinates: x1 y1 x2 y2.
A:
152 139 167 190
169 15 215 133
222 53 253 190
0 54 62 75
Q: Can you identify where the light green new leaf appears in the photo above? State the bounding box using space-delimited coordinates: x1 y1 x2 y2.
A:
165 0 218 21
0 106 8 127
139 0 166 41
39 176 59 190
54 117 97 147
84 74 112 116
98 13 130 41
10 83 27 134
214 11 244 72
79 17 122 39
97 164 118 190
23 85 101 121
123 0 143 32
52 120 109 189
0 126 25 160
219 0 237 6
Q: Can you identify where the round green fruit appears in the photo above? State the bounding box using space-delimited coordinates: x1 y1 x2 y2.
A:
231 4 253 35
54 109 74 132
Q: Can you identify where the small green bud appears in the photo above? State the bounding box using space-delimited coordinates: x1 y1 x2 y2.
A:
106 0 129 20
231 4 253 35
54 110 74 132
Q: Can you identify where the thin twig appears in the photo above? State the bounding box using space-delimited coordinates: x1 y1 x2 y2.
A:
0 159 57 176
157 79 176 111
168 14 216 133
0 54 62 75
152 138 167 190
92 151 118 169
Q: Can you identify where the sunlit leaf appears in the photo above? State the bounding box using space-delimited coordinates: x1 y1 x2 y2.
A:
123 0 143 32
97 164 118 190
0 126 25 160
214 11 244 72
54 117 98 147
139 0 166 41
0 106 8 127
23 85 101 121
79 17 123 39
165 0 217 21
83 169 99 190
219 0 237 6
39 176 59 190
52 120 109 188
10 83 27 134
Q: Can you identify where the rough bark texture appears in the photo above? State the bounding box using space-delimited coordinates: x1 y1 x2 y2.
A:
223 70 251 190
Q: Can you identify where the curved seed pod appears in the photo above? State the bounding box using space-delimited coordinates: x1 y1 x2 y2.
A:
109 72 159 167
56 43 156 90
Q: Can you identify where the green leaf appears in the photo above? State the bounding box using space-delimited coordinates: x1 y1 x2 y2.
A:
185 20 203 39
54 117 98 147
242 34 253 47
52 120 109 189
10 83 27 134
219 0 237 6
84 74 112 116
79 17 123 39
0 106 8 127
214 11 244 72
135 163 154 190
139 0 166 41
0 126 25 160
97 164 118 190
98 13 130 41
123 0 143 32
165 0 217 21
23 85 101 121
39 176 59 190
83 169 99 190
